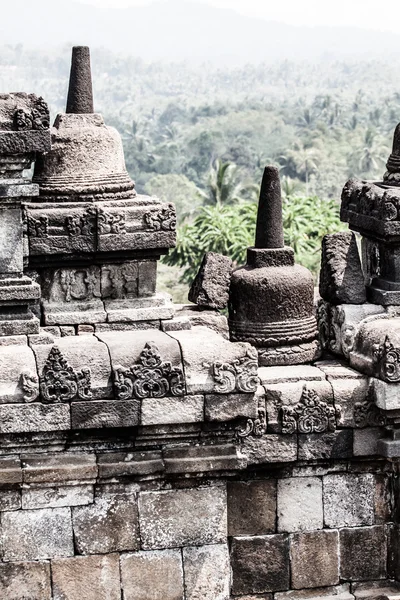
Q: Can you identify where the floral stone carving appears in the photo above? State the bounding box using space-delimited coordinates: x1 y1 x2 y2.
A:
281 385 340 434
236 398 267 439
354 398 385 428
19 371 39 403
26 215 48 238
114 342 185 400
40 346 92 403
373 335 400 383
13 97 50 131
144 204 176 231
212 347 259 394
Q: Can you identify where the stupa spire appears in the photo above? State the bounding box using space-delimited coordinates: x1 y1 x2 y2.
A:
66 46 94 114
255 165 284 249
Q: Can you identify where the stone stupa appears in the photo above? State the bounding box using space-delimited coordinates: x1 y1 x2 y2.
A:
228 166 319 366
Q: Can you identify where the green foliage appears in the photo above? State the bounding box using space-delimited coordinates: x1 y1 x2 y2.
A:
164 193 345 282
144 174 203 223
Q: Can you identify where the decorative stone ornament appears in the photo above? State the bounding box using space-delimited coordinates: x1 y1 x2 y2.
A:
229 166 318 366
281 384 340 434
114 342 185 399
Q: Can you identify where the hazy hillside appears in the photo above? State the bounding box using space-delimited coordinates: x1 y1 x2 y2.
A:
2 0 400 64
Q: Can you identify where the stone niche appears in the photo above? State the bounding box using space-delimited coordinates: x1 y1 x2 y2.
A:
0 47 398 600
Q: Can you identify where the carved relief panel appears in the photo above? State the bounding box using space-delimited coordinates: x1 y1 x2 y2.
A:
40 266 101 305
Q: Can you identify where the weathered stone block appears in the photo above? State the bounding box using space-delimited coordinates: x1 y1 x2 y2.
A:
22 453 97 484
290 529 339 589
0 561 52 600
319 232 366 304
354 427 386 456
340 526 387 581
352 581 400 599
330 376 371 427
139 486 227 549
278 477 323 533
0 489 21 510
375 474 392 524
298 430 353 461
52 554 121 600
22 484 94 509
161 315 192 331
275 584 353 599
227 479 276 536
164 444 243 474
372 377 400 412
121 549 184 600
258 365 326 386
98 451 164 478
323 473 375 528
205 392 258 421
71 399 140 429
241 434 297 465
167 327 258 394
0 344 38 403
0 457 22 484
183 543 230 600
175 304 229 337
141 394 204 425
2 507 74 560
72 491 139 554
188 251 232 309
0 402 70 433
231 534 290 595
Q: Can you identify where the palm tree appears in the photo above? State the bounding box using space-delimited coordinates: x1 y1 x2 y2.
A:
201 159 243 206
284 142 321 196
352 129 389 175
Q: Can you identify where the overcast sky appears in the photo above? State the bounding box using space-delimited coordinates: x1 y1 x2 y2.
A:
80 0 400 33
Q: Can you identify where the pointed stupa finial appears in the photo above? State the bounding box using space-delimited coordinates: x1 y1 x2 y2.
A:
66 46 94 114
384 123 400 185
255 165 284 249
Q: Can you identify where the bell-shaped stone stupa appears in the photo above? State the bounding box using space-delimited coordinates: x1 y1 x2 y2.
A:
229 166 318 366
33 46 135 202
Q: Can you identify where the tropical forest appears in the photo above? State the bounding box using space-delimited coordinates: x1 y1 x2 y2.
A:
1 45 398 301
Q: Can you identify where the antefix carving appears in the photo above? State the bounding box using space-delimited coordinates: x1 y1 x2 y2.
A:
373 335 400 383
19 371 39 403
114 342 185 399
40 346 92 403
281 385 340 434
212 347 259 394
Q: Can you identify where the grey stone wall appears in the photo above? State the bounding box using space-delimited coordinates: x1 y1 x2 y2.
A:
0 445 397 599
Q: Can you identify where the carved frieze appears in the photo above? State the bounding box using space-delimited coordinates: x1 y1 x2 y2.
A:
373 335 400 383
281 385 340 434
40 346 92 402
59 268 98 303
114 342 185 399
212 347 259 394
13 97 50 131
27 215 48 238
144 204 176 231
65 207 96 236
98 209 126 234
354 399 385 428
102 263 140 300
